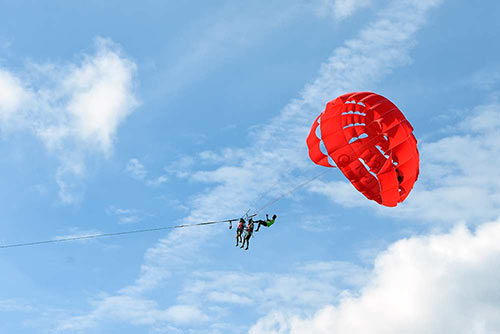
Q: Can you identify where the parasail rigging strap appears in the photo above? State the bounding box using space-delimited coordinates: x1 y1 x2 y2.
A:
240 164 297 219
0 218 240 250
246 168 333 216
1 169 331 250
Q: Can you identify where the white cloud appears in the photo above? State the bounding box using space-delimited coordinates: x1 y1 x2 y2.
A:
63 42 137 154
0 299 34 313
57 295 208 331
107 206 143 224
55 155 86 204
161 198 190 212
178 262 368 312
126 158 169 187
395 102 500 223
299 213 339 232
126 158 147 180
308 179 373 209
311 0 371 20
0 69 30 125
467 66 500 91
0 37 138 203
183 269 334 311
146 175 168 187
165 155 195 179
59 261 367 332
164 305 209 324
55 228 103 243
250 218 500 334
32 38 138 155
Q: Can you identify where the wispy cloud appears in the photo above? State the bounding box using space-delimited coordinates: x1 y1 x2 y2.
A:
0 69 29 124
59 261 367 332
155 0 371 100
166 155 195 179
310 0 372 20
298 213 340 232
178 261 368 311
308 179 372 209
466 66 500 91
0 299 35 313
126 158 168 187
0 37 138 203
106 206 144 224
126 158 148 180
55 228 103 243
157 2 303 98
57 295 208 332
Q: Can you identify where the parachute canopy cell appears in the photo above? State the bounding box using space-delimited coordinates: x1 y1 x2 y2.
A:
306 92 419 207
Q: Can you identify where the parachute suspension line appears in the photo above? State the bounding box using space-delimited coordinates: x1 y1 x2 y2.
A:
240 164 297 219
248 168 333 216
0 218 240 250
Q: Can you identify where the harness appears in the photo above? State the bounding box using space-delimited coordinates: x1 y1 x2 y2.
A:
246 222 254 233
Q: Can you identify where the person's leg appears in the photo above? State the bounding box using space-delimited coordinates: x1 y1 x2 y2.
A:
245 235 251 250
240 235 247 248
255 220 265 232
236 232 240 246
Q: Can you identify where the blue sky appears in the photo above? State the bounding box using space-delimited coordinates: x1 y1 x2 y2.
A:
1 0 500 333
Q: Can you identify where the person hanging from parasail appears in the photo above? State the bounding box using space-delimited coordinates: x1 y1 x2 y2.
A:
235 218 246 247
240 218 255 250
255 214 277 232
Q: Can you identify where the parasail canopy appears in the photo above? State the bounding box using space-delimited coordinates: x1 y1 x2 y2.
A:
306 92 419 207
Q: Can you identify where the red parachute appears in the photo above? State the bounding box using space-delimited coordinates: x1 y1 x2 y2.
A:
306 92 419 207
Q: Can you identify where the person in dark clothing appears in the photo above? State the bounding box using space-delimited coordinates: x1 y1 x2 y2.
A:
255 214 277 232
240 218 255 250
235 218 246 247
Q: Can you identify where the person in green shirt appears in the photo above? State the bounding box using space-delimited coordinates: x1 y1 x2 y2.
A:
255 214 277 232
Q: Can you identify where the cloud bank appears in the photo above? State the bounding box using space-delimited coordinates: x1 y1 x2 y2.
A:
250 218 500 334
